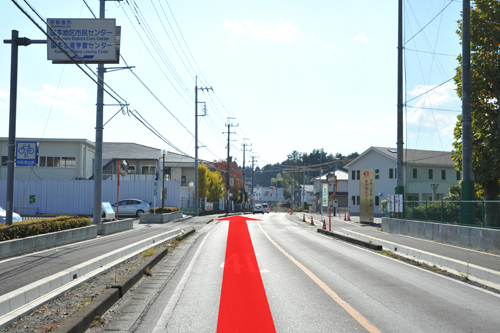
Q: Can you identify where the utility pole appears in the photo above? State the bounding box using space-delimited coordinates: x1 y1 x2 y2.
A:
395 0 405 202
319 150 323 220
302 158 305 212
194 76 212 216
251 154 258 206
162 150 166 211
92 0 106 225
242 139 251 212
3 32 45 225
461 0 474 223
223 118 238 213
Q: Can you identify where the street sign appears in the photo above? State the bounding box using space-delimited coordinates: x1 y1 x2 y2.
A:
230 178 234 187
47 18 118 62
322 184 328 207
15 141 37 166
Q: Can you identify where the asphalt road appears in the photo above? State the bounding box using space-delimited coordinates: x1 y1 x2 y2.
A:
114 213 500 332
0 216 210 297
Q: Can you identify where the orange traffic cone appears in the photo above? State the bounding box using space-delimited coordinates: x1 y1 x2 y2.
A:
303 214 305 222
310 216 314 226
344 213 347 221
322 219 326 230
348 212 351 221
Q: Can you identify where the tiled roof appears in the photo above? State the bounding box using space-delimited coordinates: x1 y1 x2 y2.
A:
103 142 161 160
372 146 455 166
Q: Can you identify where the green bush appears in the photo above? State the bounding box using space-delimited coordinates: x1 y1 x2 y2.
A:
0 216 92 241
149 206 180 214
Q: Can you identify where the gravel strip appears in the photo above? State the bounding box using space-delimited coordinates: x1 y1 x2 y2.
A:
1 241 174 333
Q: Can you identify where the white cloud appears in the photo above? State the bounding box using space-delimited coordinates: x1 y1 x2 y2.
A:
353 32 368 42
408 82 457 109
30 84 90 118
224 19 298 43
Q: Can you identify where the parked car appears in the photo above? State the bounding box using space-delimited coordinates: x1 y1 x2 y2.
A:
0 206 22 223
112 199 150 217
253 204 264 214
261 203 270 213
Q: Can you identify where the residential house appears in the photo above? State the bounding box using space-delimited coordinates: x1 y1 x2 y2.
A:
293 185 314 207
345 146 460 216
253 186 285 204
311 170 349 213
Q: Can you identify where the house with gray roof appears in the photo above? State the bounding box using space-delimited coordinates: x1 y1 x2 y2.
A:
344 146 460 216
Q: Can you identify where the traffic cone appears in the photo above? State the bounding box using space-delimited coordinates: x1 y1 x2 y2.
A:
322 219 326 230
348 212 351 221
310 216 314 226
344 213 346 221
303 214 305 222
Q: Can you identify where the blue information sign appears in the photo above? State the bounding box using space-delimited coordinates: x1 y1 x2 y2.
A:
16 142 37 166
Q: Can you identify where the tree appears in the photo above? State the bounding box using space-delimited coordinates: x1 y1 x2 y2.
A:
452 1 500 203
198 164 224 202
211 160 244 202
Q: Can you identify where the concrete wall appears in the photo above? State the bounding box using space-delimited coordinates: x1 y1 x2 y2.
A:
382 217 500 253
0 225 97 260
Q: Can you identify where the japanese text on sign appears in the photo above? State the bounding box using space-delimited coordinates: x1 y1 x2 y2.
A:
47 19 116 62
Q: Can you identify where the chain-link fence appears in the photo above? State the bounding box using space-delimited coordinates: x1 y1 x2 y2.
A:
382 201 500 229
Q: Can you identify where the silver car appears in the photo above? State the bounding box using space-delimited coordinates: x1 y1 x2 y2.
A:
112 199 150 217
0 206 22 223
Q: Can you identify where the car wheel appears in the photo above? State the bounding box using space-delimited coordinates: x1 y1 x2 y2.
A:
136 210 145 217
253 212 255 215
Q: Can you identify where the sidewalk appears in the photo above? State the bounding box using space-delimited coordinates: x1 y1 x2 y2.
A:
292 212 500 290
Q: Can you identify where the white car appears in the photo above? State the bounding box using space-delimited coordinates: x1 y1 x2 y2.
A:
112 199 150 217
0 206 22 224
261 203 270 213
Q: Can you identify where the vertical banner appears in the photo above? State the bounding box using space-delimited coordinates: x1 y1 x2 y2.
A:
322 184 328 206
395 194 403 213
387 195 394 213
360 169 374 223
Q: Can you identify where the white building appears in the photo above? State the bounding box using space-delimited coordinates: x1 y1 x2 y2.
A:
0 138 95 181
293 185 314 206
345 146 461 216
253 186 285 204
311 170 349 213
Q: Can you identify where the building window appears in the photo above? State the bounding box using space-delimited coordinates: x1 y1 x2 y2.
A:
441 170 446 180
375 196 379 206
142 165 155 174
39 156 74 167
389 168 394 179
356 196 360 205
375 169 379 180
429 169 433 179
351 170 355 180
352 195 355 205
413 168 417 179
1 156 8 166
181 176 186 184
128 165 135 174
356 170 360 180
456 171 461 181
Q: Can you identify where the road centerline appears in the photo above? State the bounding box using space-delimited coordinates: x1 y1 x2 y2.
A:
257 221 382 333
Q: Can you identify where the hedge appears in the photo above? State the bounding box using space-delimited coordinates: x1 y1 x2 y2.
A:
0 216 92 241
149 207 180 214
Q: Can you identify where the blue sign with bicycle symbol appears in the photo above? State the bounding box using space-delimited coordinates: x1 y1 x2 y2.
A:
16 142 37 166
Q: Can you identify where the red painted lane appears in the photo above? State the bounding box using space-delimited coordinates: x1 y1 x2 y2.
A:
216 216 276 333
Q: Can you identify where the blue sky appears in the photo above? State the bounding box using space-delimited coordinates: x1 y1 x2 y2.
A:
0 0 463 167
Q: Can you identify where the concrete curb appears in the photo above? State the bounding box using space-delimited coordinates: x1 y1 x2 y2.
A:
317 229 383 251
337 229 500 289
53 229 196 333
53 288 120 333
0 228 183 329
